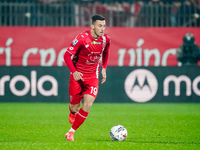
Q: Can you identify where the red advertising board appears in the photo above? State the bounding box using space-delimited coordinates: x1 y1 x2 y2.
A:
0 27 200 66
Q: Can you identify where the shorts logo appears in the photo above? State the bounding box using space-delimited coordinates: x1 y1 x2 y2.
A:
70 95 73 102
72 39 78 46
124 69 158 103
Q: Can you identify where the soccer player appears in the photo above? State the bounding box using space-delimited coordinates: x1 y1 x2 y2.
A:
63 14 111 141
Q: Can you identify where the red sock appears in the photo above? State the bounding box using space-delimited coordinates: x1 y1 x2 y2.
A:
72 108 89 130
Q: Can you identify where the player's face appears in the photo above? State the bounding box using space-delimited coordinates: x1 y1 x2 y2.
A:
92 20 106 38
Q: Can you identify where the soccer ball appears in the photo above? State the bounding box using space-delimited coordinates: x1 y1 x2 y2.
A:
109 125 127 141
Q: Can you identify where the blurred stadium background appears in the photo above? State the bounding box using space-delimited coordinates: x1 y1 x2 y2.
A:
0 0 200 103
1 0 200 27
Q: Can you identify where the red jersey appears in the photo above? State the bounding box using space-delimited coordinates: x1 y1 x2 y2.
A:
65 30 111 79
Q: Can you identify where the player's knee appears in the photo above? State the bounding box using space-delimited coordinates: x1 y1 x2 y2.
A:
83 94 95 111
83 102 93 112
71 108 77 113
86 103 93 109
70 104 80 113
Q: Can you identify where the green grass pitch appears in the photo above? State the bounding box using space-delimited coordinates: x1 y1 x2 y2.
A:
0 103 200 150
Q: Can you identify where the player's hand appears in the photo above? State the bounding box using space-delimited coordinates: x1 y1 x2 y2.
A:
101 68 107 84
73 71 83 81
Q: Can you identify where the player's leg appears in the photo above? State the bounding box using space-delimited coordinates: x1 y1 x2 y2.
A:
71 94 95 130
66 78 99 141
68 103 80 124
66 105 82 141
82 94 95 112
66 95 95 141
65 76 83 141
68 75 82 124
66 94 95 141
69 103 80 113
70 78 99 132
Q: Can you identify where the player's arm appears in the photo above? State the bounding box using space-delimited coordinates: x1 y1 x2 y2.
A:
101 68 106 84
63 51 83 81
101 38 111 84
63 35 83 81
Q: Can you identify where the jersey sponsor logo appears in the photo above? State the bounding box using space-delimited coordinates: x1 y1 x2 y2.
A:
91 41 101 45
72 39 78 46
86 52 101 64
124 69 158 103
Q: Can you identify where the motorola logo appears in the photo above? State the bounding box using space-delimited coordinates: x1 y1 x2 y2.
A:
124 69 158 102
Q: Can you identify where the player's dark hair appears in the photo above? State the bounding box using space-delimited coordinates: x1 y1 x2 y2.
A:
91 14 105 24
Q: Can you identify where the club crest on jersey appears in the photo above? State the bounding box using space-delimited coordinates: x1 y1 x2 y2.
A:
72 39 78 46
91 41 101 45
